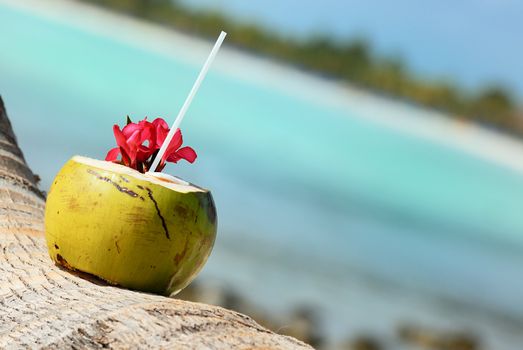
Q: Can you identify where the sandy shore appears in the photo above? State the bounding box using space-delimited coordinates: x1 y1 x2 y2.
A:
3 0 523 176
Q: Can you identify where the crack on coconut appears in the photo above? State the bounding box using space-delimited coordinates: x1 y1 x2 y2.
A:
146 187 170 240
87 169 139 198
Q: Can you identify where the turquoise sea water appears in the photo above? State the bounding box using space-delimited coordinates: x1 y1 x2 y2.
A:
2 3 523 345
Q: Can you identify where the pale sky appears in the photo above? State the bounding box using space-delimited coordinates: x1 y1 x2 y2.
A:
180 0 523 101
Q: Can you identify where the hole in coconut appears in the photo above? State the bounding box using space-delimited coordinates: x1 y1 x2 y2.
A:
146 172 190 186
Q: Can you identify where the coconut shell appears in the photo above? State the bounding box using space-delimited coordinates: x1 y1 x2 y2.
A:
45 156 217 295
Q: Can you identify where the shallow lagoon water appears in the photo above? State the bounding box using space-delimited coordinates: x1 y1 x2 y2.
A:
2 1 523 346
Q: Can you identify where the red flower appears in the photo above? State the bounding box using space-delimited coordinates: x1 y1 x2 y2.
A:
105 117 197 173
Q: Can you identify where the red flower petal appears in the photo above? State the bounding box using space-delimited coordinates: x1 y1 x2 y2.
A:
126 129 142 146
122 123 142 137
113 125 129 155
152 118 170 148
137 145 154 162
172 146 197 163
106 117 196 173
120 148 131 167
162 129 183 162
105 147 120 161
152 118 168 129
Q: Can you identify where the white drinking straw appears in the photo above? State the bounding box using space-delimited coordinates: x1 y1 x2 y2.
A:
149 31 227 172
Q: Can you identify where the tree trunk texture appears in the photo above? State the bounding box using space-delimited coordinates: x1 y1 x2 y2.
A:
0 97 312 349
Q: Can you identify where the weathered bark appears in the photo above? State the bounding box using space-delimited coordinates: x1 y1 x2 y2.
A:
0 97 312 349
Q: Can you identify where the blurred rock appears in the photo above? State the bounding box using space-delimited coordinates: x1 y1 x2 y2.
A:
175 281 228 306
279 306 325 348
176 282 324 348
398 324 479 350
443 333 479 350
343 336 382 350
178 283 485 350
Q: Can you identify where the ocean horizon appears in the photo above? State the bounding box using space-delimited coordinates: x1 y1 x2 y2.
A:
2 0 523 347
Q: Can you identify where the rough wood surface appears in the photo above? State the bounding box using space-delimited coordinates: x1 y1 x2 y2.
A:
0 97 312 349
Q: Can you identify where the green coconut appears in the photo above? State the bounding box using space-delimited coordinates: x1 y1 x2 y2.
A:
44 155 217 296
